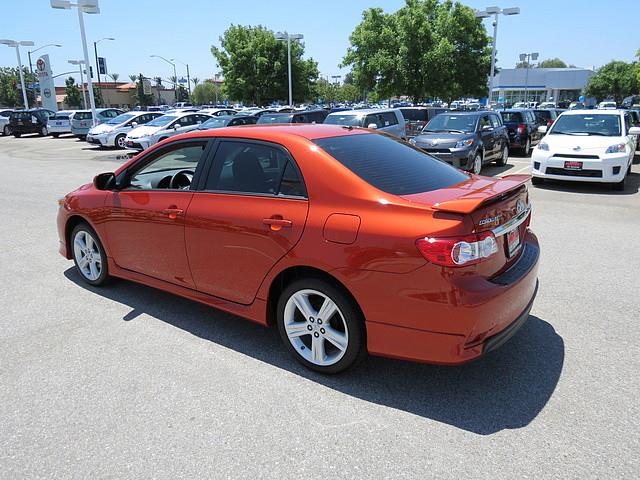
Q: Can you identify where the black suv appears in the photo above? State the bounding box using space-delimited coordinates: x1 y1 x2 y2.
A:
410 111 509 174
500 109 544 154
257 109 328 124
400 107 448 137
9 108 55 137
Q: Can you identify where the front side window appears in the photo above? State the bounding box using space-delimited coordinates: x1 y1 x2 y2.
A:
490 115 502 127
478 116 491 130
126 143 207 190
205 141 306 197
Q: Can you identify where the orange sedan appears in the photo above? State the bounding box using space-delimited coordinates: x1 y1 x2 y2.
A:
57 125 539 373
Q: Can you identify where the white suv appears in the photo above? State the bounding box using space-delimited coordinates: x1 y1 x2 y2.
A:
531 109 639 190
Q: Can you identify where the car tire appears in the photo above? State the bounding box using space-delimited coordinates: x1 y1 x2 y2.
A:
496 144 509 166
472 152 483 175
612 175 626 191
522 137 531 156
13 133 21 138
51 133 60 138
276 277 366 374
531 176 544 186
114 134 126 149
39 126 48 136
70 223 110 286
2 125 9 136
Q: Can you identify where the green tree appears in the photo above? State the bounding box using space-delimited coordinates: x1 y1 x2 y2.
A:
211 24 319 105
537 58 568 68
64 76 83 108
585 61 639 103
129 74 137 83
192 82 217 104
177 84 189 102
0 67 37 107
133 73 154 107
191 77 200 88
342 0 491 104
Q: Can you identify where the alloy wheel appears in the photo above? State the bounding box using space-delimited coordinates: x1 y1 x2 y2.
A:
473 154 482 174
73 230 103 281
283 289 349 367
116 135 126 149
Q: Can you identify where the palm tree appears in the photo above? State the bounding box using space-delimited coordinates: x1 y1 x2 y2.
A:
167 75 177 87
153 76 163 88
108 73 119 84
129 74 138 83
191 77 200 88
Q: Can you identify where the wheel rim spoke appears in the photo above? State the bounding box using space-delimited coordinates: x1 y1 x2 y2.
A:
89 260 99 279
323 326 348 352
285 322 309 338
292 294 315 320
311 335 326 363
317 297 337 322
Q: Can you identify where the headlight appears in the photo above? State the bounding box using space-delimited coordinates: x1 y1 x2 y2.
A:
454 138 474 148
538 142 549 151
605 143 625 154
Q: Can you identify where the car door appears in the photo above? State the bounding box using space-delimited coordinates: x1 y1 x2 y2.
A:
184 139 309 304
478 114 496 159
103 140 211 288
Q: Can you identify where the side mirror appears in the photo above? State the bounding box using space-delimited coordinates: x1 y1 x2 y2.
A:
93 172 116 191
130 122 138 127
628 127 640 135
481 125 493 132
538 125 548 134
367 123 378 130
173 124 179 130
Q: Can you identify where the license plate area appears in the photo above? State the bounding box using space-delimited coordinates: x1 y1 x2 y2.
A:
506 228 521 258
564 160 583 170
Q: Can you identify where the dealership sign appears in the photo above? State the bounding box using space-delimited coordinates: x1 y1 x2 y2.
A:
36 55 57 112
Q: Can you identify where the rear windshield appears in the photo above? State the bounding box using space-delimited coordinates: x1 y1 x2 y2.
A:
501 112 523 123
400 109 428 121
50 114 70 120
257 114 293 124
313 133 468 195
74 112 92 120
324 114 363 126
550 114 621 136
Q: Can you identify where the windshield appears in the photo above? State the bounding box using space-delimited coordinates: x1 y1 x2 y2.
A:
106 113 136 125
146 115 176 127
423 114 476 133
550 114 621 136
257 114 293 124
200 117 228 129
324 114 363 126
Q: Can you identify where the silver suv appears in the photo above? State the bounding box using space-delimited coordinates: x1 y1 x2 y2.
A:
324 108 406 139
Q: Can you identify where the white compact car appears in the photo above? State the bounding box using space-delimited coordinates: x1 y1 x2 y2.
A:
531 109 640 190
124 112 211 151
86 112 162 149
47 110 77 137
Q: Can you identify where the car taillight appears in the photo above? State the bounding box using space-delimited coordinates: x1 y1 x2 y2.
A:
517 123 527 134
547 119 554 127
416 232 498 267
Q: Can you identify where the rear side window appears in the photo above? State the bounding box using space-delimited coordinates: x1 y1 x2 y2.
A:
381 112 398 126
501 112 523 123
314 134 468 195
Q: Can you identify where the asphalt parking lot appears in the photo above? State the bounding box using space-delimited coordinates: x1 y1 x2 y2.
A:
1 134 639 479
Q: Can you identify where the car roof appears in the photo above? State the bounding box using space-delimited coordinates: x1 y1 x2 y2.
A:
436 110 486 116
172 124 370 142
327 108 399 115
560 109 624 115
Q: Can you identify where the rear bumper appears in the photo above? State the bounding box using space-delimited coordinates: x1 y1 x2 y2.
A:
343 230 540 364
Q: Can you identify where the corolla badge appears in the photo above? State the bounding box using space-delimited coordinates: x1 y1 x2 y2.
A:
478 214 502 226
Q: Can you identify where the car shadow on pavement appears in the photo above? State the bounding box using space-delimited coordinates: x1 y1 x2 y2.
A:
532 171 640 195
64 268 564 436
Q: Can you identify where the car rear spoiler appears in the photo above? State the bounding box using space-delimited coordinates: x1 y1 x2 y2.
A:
431 174 530 214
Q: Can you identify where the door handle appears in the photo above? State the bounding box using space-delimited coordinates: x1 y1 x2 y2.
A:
263 217 293 231
163 207 184 219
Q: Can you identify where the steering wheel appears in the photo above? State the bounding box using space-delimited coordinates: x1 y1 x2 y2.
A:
170 169 195 189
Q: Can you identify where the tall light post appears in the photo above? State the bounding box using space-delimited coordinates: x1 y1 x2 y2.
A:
275 32 303 107
27 43 62 75
68 59 87 108
214 72 220 105
0 39 34 108
520 52 539 104
51 0 101 126
93 37 114 106
171 58 191 100
151 55 177 103
475 6 520 105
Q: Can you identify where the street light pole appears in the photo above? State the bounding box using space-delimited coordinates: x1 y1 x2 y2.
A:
275 32 303 107
27 43 62 74
475 6 520 106
94 37 114 106
171 59 191 100
69 60 87 108
0 39 34 108
520 52 539 104
151 55 177 103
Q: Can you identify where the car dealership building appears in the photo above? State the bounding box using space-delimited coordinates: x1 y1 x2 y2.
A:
490 68 595 104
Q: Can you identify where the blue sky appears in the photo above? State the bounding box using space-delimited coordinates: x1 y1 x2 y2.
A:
1 0 638 87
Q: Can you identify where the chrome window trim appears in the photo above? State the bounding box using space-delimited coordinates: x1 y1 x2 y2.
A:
491 206 531 237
